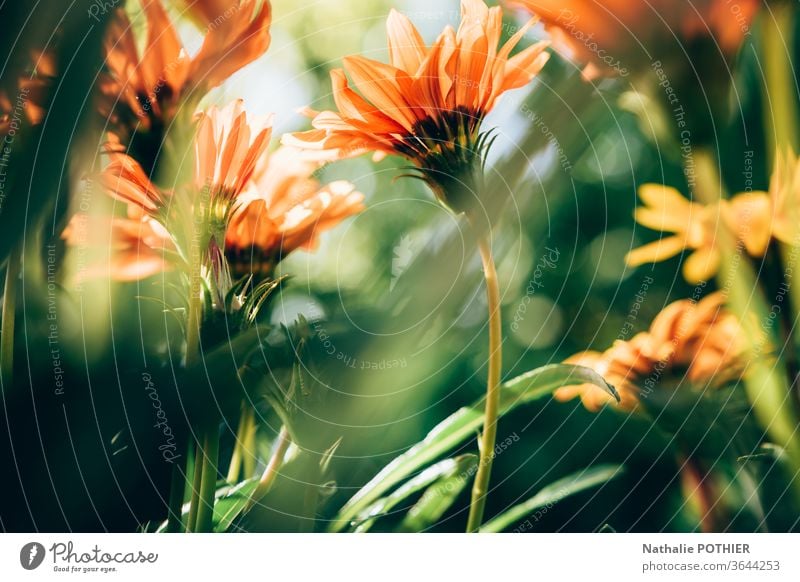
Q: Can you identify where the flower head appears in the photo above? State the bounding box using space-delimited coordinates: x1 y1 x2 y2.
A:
557 292 749 412
625 184 772 284
62 208 175 282
507 0 758 78
226 147 364 277
283 0 549 212
99 0 271 160
70 101 361 284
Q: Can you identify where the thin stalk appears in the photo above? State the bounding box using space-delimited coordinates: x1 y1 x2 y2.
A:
186 442 204 532
165 457 186 533
242 410 257 478
1 244 21 389
226 403 251 483
247 425 291 510
694 151 800 500
466 234 502 532
194 426 220 533
761 2 800 360
761 3 799 162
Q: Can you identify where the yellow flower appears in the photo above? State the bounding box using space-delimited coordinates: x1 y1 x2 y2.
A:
557 292 749 412
625 184 772 283
769 148 800 246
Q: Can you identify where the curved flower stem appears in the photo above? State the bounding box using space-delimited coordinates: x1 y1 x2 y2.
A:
247 425 291 510
1 244 21 390
466 233 502 533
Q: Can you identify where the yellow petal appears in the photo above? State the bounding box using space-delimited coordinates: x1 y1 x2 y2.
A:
625 236 686 267
682 247 720 284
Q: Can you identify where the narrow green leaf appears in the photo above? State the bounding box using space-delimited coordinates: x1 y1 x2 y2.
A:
330 364 615 532
213 479 259 532
351 455 477 533
397 457 477 532
155 478 258 533
480 464 624 533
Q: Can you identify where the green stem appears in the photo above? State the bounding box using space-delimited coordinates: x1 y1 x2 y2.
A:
695 151 800 499
194 426 220 533
165 456 186 533
186 441 204 532
247 425 291 510
1 244 21 389
466 234 502 533
242 410 257 478
226 403 251 483
761 3 799 162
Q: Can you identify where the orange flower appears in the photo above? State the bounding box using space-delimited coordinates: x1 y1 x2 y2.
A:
101 100 271 220
283 0 549 211
557 293 749 412
193 100 273 215
0 49 56 137
99 0 271 151
225 147 364 277
77 100 270 282
72 102 361 282
507 0 758 77
62 211 175 282
625 184 772 284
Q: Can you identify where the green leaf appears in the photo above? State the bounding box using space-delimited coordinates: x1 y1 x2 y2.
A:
330 364 615 532
480 464 624 533
155 478 258 533
397 458 476 532
213 479 259 532
350 454 477 533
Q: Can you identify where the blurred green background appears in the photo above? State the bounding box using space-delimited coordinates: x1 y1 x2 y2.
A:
0 0 789 532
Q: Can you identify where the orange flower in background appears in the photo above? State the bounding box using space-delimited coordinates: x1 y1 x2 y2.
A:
557 292 749 412
507 0 759 77
69 101 361 282
99 0 271 149
625 184 773 284
283 0 549 211
101 100 271 219
226 147 364 277
62 211 175 282
0 49 56 137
